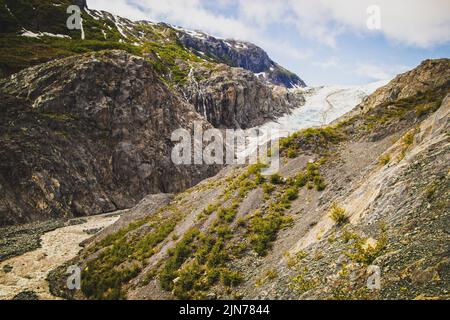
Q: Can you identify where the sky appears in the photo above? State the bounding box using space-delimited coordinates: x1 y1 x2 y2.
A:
88 0 450 86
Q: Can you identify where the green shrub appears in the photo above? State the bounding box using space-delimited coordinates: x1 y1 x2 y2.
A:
329 204 349 226
217 207 237 223
247 208 291 256
206 240 228 267
313 176 327 191
290 272 317 295
255 173 266 185
159 228 199 291
293 162 327 191
294 173 308 188
262 183 275 194
346 228 388 265
270 174 284 185
379 154 391 166
287 148 298 158
280 126 343 155
220 269 243 287
203 204 219 215
285 188 299 201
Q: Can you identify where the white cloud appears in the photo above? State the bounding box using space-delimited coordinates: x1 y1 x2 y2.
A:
355 64 410 81
314 56 341 69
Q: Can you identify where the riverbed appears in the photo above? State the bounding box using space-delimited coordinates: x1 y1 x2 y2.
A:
0 213 121 300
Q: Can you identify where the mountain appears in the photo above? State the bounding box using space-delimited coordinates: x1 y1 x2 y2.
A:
0 0 305 88
0 0 307 225
175 28 306 88
48 59 450 300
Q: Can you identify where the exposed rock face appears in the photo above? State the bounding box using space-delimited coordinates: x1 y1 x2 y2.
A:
0 50 218 226
176 30 306 88
183 66 305 129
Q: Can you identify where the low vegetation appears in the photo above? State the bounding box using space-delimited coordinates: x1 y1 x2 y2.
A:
397 128 419 161
280 127 343 155
379 154 391 166
81 205 184 300
294 162 327 191
289 269 318 295
329 204 349 227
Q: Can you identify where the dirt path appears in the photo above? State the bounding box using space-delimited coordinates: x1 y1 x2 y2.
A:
0 213 121 300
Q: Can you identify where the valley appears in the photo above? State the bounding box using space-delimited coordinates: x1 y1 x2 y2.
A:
0 0 448 301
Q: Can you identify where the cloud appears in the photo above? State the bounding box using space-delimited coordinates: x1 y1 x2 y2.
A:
355 64 410 81
314 56 341 69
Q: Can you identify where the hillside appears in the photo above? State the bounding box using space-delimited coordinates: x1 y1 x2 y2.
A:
47 59 450 300
0 0 307 225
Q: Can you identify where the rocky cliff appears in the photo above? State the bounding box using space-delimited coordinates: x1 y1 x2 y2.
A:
0 50 218 225
182 65 305 129
48 59 449 300
0 1 307 128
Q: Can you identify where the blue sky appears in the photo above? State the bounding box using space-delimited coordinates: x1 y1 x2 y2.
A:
89 0 450 86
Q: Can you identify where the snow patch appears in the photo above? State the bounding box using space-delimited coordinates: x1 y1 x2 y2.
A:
20 29 71 39
85 8 99 21
113 15 128 39
80 16 85 40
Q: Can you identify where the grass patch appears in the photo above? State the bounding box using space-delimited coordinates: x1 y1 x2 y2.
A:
379 154 391 166
280 127 343 155
294 162 327 191
81 206 183 300
329 204 349 227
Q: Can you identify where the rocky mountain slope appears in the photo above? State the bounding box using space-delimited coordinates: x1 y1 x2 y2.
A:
0 50 218 226
0 0 307 225
48 59 449 300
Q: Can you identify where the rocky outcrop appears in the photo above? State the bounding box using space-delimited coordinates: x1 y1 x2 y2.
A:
183 66 305 129
176 30 306 88
0 50 218 226
348 59 450 116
